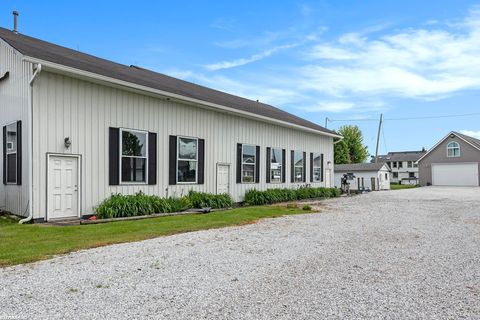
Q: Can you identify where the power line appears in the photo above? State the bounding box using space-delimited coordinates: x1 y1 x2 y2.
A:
381 125 388 154
327 112 480 123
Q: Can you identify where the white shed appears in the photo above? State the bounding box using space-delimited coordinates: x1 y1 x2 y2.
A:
334 163 390 191
0 27 341 222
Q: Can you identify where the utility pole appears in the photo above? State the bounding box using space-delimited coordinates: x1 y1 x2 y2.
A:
325 117 329 128
374 113 383 163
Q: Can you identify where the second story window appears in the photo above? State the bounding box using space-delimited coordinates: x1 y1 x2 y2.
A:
447 141 460 157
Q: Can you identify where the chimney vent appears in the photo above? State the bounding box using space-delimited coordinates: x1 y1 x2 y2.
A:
13 11 19 33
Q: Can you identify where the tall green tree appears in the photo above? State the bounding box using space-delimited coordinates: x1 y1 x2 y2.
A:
334 125 369 164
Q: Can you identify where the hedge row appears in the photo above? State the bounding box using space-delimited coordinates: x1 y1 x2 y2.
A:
95 191 233 219
244 187 341 206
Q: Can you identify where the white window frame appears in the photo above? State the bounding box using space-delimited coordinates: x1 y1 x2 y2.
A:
241 144 256 184
398 161 403 168
407 161 413 168
293 150 304 183
119 128 148 185
5 121 18 185
312 152 322 182
269 147 283 184
447 141 460 158
176 136 199 184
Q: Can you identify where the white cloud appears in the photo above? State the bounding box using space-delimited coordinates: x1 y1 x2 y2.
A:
302 8 480 99
460 130 480 139
300 102 355 113
204 43 297 71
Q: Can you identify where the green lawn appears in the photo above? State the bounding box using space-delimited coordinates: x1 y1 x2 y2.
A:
390 184 418 190
0 206 308 267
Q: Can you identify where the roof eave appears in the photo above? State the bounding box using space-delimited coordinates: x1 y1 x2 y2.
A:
23 56 342 139
416 131 480 163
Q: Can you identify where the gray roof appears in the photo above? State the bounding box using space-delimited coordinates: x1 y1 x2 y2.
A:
335 163 388 172
453 131 480 150
375 150 427 162
0 28 337 136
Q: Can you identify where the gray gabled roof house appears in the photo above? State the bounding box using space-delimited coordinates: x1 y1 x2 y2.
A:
417 131 480 186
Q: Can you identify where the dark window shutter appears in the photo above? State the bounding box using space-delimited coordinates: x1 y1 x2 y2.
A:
290 150 294 183
169 135 177 185
303 152 306 182
310 152 314 183
321 153 324 182
2 125 6 185
16 121 22 185
109 127 120 185
236 143 242 183
266 147 271 183
255 145 260 183
198 139 205 184
147 132 157 185
281 149 286 183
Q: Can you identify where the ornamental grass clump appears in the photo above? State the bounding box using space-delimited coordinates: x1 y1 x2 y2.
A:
244 187 341 206
187 191 234 209
95 192 192 219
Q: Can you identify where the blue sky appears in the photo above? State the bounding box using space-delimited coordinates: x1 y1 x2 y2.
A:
1 1 480 156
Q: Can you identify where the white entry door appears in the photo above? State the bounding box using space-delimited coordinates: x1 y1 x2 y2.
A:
325 169 331 187
48 155 80 220
432 163 478 186
216 164 230 194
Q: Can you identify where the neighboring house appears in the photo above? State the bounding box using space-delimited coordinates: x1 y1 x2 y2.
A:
0 27 341 222
334 163 390 191
417 131 480 187
375 150 426 185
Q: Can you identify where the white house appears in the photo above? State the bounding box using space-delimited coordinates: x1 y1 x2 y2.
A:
0 27 341 222
375 150 426 185
334 163 390 191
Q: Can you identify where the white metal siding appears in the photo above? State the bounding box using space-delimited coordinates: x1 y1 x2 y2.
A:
32 71 335 218
0 39 31 216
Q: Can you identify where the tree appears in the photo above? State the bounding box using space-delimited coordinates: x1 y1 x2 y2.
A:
334 125 369 164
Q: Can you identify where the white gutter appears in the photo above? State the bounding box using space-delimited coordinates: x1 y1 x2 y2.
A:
22 57 342 139
19 63 42 224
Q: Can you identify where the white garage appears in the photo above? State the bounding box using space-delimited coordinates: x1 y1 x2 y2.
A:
431 163 479 186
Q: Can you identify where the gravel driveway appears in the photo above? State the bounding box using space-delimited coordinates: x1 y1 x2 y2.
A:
1 187 479 319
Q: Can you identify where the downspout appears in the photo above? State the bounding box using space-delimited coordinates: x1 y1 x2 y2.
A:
19 63 41 224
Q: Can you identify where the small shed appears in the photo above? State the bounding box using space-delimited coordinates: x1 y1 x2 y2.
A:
334 163 390 191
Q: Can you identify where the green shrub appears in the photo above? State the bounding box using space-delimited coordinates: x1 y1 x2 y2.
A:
187 191 233 209
96 192 192 219
302 205 312 211
95 191 233 219
244 187 340 205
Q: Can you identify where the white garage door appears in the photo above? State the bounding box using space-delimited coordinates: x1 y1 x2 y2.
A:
432 163 479 186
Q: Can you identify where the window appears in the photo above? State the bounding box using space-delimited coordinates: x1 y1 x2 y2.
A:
407 161 413 168
413 162 418 168
177 137 198 183
312 153 322 182
270 148 283 183
293 151 304 182
5 123 17 184
409 172 415 178
447 141 460 157
398 161 403 168
242 144 256 183
120 129 147 183
393 172 398 178
393 162 397 168
385 173 388 180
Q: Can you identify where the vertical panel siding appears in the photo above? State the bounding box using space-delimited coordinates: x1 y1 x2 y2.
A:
32 72 335 219
0 40 31 216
